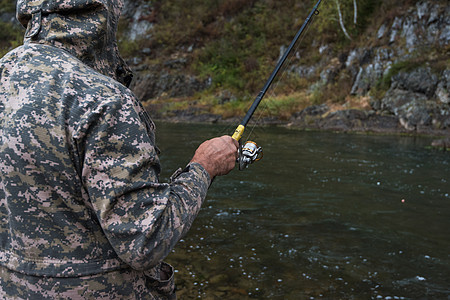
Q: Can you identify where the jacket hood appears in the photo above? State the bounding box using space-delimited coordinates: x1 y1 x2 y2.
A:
16 0 133 87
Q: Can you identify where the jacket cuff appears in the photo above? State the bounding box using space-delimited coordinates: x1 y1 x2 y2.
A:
169 162 211 187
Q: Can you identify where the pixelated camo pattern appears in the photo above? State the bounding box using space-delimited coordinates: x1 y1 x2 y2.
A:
0 0 211 298
16 0 133 87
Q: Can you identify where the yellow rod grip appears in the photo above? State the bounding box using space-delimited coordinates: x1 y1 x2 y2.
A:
231 125 245 141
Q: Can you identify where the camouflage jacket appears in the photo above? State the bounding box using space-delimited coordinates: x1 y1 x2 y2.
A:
0 0 210 298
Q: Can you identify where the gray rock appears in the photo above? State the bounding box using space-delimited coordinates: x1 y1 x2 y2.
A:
438 5 450 45
319 109 399 132
436 70 450 104
291 65 317 78
377 23 388 39
439 24 450 45
417 2 428 20
319 67 338 85
122 0 154 41
431 138 450 149
391 67 438 98
389 17 403 44
428 5 439 24
380 84 449 131
351 66 369 95
398 99 431 131
294 104 329 118
401 16 418 50
132 71 210 101
349 47 393 96
345 49 361 68
381 89 427 115
289 104 329 128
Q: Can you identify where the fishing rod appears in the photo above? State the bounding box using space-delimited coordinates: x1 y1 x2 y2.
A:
232 0 323 170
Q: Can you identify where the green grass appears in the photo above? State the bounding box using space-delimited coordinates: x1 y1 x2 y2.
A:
211 98 250 119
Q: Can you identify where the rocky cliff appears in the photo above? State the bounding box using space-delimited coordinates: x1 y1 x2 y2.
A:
119 0 449 137
288 1 449 136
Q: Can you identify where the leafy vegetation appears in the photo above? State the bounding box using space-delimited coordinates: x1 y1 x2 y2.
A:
0 0 15 13
0 22 24 57
316 0 382 44
0 0 24 57
118 0 395 113
117 0 449 119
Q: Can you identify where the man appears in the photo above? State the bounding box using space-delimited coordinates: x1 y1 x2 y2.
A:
0 0 238 298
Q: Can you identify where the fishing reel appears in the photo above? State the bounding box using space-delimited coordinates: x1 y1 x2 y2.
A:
238 141 263 170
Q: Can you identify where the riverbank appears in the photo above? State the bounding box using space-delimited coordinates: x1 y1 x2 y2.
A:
146 102 450 150
131 0 449 146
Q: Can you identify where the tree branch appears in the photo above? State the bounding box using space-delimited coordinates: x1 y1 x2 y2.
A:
335 0 352 40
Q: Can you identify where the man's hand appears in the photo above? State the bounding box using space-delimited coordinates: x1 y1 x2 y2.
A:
190 135 239 178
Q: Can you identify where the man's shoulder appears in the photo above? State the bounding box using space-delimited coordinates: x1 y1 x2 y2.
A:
24 43 133 96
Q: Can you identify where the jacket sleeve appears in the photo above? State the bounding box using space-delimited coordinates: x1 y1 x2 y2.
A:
75 91 211 271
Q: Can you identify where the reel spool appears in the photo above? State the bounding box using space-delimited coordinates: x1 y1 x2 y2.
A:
238 141 263 170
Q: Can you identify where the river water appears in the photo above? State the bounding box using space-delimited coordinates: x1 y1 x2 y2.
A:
155 122 450 299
